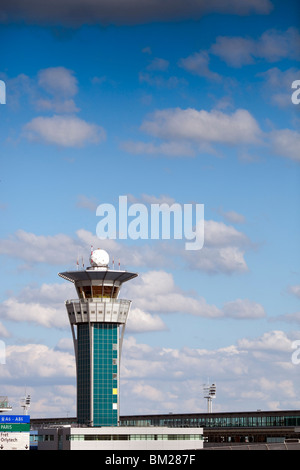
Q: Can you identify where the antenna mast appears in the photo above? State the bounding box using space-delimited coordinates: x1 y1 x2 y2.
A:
203 382 216 413
21 394 31 415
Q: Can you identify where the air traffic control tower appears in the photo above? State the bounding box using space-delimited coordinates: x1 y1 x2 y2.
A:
58 249 137 427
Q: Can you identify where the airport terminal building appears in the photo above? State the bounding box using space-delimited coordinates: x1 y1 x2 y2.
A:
32 409 300 450
23 250 300 450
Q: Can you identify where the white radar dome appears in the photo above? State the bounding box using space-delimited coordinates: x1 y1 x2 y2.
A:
90 249 109 267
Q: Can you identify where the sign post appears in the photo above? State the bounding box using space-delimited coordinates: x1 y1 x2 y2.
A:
0 432 30 450
0 415 30 450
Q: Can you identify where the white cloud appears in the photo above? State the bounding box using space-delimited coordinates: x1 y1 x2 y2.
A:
139 72 186 89
4 343 75 381
0 322 10 338
0 292 70 330
76 194 99 212
5 67 81 114
37 67 78 97
258 67 300 108
121 140 195 157
0 228 170 270
140 107 262 146
237 330 292 352
127 193 176 205
127 308 167 333
211 27 300 67
124 270 222 318
23 115 106 147
124 269 264 321
123 105 299 164
120 329 299 414
203 220 250 247
217 208 246 224
211 36 256 67
276 311 300 324
178 50 221 81
0 229 84 266
36 67 80 113
0 283 75 331
222 298 266 319
269 129 300 162
289 285 300 299
146 58 169 72
184 220 251 274
0 216 253 275
35 97 79 114
186 245 248 274
1 328 297 417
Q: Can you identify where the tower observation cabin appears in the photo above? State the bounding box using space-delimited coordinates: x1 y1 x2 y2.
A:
58 249 138 427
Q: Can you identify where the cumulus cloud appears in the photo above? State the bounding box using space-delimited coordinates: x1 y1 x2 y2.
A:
0 322 10 338
121 140 195 158
187 245 248 274
203 220 250 247
217 208 246 224
120 329 298 414
210 27 300 67
124 270 223 318
0 215 253 275
1 328 298 418
0 0 273 27
6 67 81 113
183 220 251 274
3 343 75 381
127 193 176 206
0 283 74 329
127 308 167 333
0 229 83 266
140 107 262 146
23 114 106 147
0 228 170 270
289 285 300 299
124 270 264 320
178 50 221 82
222 298 266 319
6 66 105 145
269 129 300 162
0 298 68 329
123 106 263 158
37 67 78 97
0 268 265 335
146 58 169 72
258 67 300 108
35 67 80 113
0 328 297 417
237 330 292 352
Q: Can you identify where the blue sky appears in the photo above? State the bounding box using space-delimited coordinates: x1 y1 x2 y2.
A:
0 0 300 417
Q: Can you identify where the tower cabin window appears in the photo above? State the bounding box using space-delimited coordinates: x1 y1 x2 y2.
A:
78 285 119 299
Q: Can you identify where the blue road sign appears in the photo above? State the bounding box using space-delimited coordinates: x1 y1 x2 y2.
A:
0 415 30 423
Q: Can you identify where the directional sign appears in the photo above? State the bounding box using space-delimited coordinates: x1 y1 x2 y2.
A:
0 423 30 432
0 432 30 450
0 415 30 423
